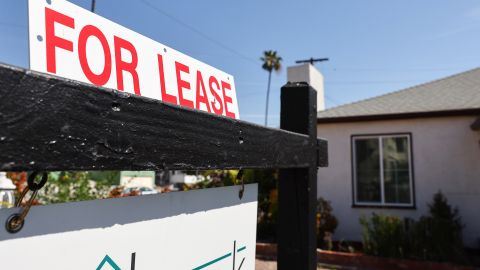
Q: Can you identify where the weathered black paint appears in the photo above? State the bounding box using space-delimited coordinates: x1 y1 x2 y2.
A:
278 82 320 270
0 64 327 171
0 64 329 268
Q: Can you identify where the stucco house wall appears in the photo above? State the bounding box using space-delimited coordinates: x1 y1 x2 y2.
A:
317 115 480 248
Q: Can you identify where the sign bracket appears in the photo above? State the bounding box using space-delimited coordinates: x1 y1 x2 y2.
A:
5 172 48 233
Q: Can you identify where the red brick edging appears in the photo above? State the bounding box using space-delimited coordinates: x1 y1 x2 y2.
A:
256 243 477 270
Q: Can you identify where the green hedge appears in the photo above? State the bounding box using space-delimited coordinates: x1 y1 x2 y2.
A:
360 192 468 264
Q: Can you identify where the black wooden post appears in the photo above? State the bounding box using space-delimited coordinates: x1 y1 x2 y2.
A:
278 82 318 270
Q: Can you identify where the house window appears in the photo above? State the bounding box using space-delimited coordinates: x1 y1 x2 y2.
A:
352 134 414 207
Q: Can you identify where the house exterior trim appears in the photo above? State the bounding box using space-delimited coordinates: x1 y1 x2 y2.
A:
350 132 416 209
318 108 480 124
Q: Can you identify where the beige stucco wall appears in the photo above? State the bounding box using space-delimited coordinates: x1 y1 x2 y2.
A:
317 116 480 248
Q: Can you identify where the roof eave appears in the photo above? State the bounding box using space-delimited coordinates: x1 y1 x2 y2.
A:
317 108 480 124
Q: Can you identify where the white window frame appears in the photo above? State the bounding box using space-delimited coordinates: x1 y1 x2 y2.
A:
352 134 414 207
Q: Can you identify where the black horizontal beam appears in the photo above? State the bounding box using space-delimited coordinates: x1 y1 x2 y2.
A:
0 64 327 171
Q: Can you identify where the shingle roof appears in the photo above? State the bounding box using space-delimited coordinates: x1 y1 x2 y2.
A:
317 68 480 120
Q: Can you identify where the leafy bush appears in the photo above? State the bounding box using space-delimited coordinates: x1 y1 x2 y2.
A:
360 214 406 258
243 169 278 242
190 169 279 242
317 198 338 250
39 172 110 204
360 191 468 264
410 192 466 263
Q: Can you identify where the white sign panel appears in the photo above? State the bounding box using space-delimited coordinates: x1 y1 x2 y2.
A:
28 0 240 119
0 184 258 270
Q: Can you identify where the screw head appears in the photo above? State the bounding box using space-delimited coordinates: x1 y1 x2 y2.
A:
5 214 24 234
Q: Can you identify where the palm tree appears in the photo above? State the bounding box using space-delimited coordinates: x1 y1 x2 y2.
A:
261 50 282 127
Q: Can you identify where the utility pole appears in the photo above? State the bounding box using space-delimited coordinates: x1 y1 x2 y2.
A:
295 57 329 66
91 0 96 13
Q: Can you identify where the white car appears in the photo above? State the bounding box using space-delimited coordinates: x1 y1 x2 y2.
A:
123 187 159 195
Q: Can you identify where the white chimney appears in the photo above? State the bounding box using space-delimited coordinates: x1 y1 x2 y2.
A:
287 63 325 111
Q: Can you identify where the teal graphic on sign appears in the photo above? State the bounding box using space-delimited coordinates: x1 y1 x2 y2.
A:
96 253 136 270
96 255 121 270
97 242 246 270
192 241 247 270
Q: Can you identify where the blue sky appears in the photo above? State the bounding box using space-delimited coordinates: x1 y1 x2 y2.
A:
1 0 480 127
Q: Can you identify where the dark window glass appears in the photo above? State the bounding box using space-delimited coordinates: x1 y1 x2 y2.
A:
383 137 411 204
355 138 381 202
353 135 413 206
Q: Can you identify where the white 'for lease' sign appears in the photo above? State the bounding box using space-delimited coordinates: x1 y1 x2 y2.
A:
0 184 258 270
28 0 240 119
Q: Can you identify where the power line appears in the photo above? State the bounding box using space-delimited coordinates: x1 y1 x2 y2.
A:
139 0 258 66
324 67 463 72
324 95 342 106
236 79 425 88
237 85 344 106
326 79 423 85
296 57 329 65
